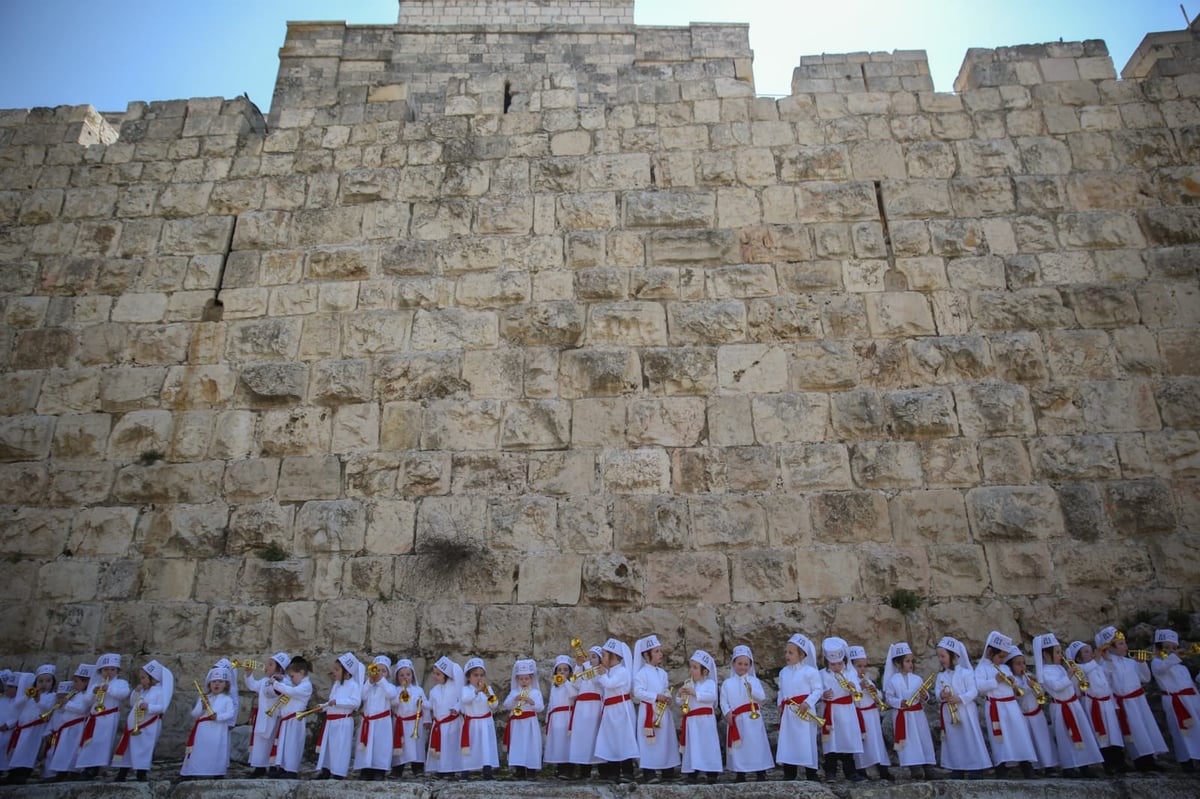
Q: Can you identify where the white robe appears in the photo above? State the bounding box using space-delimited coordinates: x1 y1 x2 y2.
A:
113 684 168 771
853 672 889 769
566 670 603 766
7 691 56 769
542 678 576 764
1012 673 1057 769
0 695 15 770
775 663 821 769
1079 658 1123 749
1042 664 1103 768
935 667 991 771
975 660 1037 764
391 684 428 766
47 691 91 774
677 678 721 774
75 677 130 768
633 665 680 769
270 675 312 774
243 673 284 768
315 679 361 777
885 671 936 767
1102 654 1167 759
458 684 499 771
180 693 235 777
502 686 544 769
720 674 773 772
819 668 864 755
593 663 638 762
426 682 463 773
355 678 399 771
1151 654 1200 761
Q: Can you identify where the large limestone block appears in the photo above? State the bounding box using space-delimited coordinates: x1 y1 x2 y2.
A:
586 301 667 346
780 443 853 490
666 300 747 345
501 400 571 450
490 495 559 553
377 353 465 403
206 604 273 653
641 347 717 395
730 549 799 602
953 382 1036 437
421 399 501 450
966 485 1065 542
560 349 640 398
277 455 341 501
891 489 971 545
271 601 318 651
1055 541 1153 589
627 398 705 447
927 599 1018 646
811 491 891 543
614 495 691 552
0 415 54 461
294 499 367 555
644 552 730 603
237 558 311 603
344 310 415 355
850 441 924 489
227 502 294 554
751 392 828 443
136 502 228 558
865 292 936 337
528 451 596 497
832 602 908 650
112 461 223 503
516 554 582 605
368 599 418 651
332 402 380 453
227 318 302 361
1029 435 1120 480
717 343 789 393
885 387 959 437
36 560 100 602
791 341 860 390
624 190 715 228
928 544 990 596
452 452 528 495
602 448 670 494
1103 478 1177 536
501 302 585 347
690 494 768 550
417 602 478 652
986 542 1054 594
317 600 370 651
309 359 371 404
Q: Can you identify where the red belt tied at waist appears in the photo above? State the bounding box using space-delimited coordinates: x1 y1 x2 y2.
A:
679 706 713 749
1168 687 1197 730
546 704 570 735
567 692 600 733
247 702 258 748
1023 706 1042 718
315 713 351 755
80 706 119 748
604 693 631 706
642 702 657 740
394 712 420 749
727 703 755 748
988 695 1016 741
359 710 391 748
269 711 301 761
503 707 536 749
1054 696 1085 748
460 711 492 754
1114 688 1144 740
113 714 161 757
894 703 922 749
1086 694 1112 742
780 694 812 730
429 713 456 755
185 713 217 757
6 716 46 755
822 695 865 740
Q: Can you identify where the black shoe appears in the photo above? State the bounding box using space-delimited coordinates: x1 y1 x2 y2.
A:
781 764 797 780
252 767 266 778
924 765 938 780
136 771 148 782
995 764 1009 779
482 766 493 780
1020 761 1036 779
114 768 129 783
953 770 965 780
317 768 331 780
687 772 699 784
879 765 894 781
848 771 866 782
706 772 719 784
735 772 746 783
806 768 821 781
1078 766 1097 778
756 770 767 782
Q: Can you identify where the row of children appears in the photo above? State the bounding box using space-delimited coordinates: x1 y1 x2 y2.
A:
1 625 1197 784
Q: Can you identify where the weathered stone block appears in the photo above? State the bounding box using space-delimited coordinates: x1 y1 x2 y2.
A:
644 552 730 603
966 485 1065 541
811 491 891 543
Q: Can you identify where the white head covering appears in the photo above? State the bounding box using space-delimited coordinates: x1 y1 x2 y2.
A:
2 671 17 688
632 635 661 680
74 663 94 680
57 680 73 694
602 638 631 666
464 657 486 677
337 652 365 685
36 664 56 678
1155 629 1179 645
213 658 239 724
1064 641 1085 662
846 645 867 662
882 641 914 689
270 652 292 672
372 655 393 678
142 659 175 710
1095 626 1120 651
689 649 716 679
14 672 35 695
822 637 848 664
729 644 757 679
985 631 1013 654
205 666 233 687
937 636 972 670
394 658 417 684
587 645 603 664
787 633 817 664
553 655 573 673
0 669 10 685
433 656 465 689
1004 645 1021 664
96 653 121 670
1032 633 1060 677
510 658 537 694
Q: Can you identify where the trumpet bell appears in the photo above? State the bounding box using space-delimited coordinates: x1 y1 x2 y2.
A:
553 674 565 687
400 689 411 702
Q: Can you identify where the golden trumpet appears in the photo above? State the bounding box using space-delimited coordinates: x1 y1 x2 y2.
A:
1026 674 1048 706
24 686 38 699
787 697 822 723
230 659 262 671
1159 643 1200 658
998 670 1024 697
680 679 693 714
511 687 530 718
553 674 565 687
941 684 960 725
480 681 498 707
570 638 588 661
367 662 384 681
836 670 863 702
412 697 422 739
744 678 760 720
652 686 671 728
904 673 936 708
40 690 75 722
573 665 600 683
1064 658 1090 692
194 680 215 718
94 676 111 713
862 676 889 712
130 691 145 736
294 703 326 720
400 680 411 703
265 691 290 717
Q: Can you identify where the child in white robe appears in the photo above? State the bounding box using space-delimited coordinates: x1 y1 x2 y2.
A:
1034 632 1103 777
113 660 173 782
566 646 604 779
934 635 991 777
460 657 499 779
677 649 722 784
42 680 75 780
883 641 936 779
47 669 94 780
77 652 131 779
1150 628 1200 770
502 658 544 778
269 656 313 778
543 655 577 779
976 631 1037 778
391 658 428 777
7 667 57 783
180 666 236 778
720 644 773 782
632 634 680 783
776 633 822 781
355 655 399 779
1069 639 1127 774
849 644 892 781
426 656 464 776
1008 646 1057 775
244 652 290 777
1095 626 1167 772
819 637 865 782
593 638 639 783
315 652 363 780
0 671 16 771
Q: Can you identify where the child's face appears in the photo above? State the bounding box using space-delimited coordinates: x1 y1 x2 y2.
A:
602 651 619 669
989 647 1006 664
287 668 306 685
937 648 952 670
1048 646 1063 665
398 667 414 684
517 674 533 687
1113 639 1129 657
1010 656 1026 675
828 659 845 673
851 657 867 670
138 670 152 690
467 667 484 685
785 644 801 665
1075 645 1093 664
332 663 347 682
35 673 54 693
100 666 118 680
208 679 228 694
432 669 446 684
265 661 280 678
688 661 704 681
901 654 915 673
588 653 600 667
73 676 89 691
1162 641 1179 654
554 664 571 678
647 647 663 666
732 655 751 676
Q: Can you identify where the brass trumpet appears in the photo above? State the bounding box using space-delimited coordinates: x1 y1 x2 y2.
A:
265 692 290 717
786 697 822 724
480 681 498 707
744 678 760 720
573 665 601 683
1130 649 1154 663
294 703 326 720
1064 658 1090 692
511 687 530 718
40 690 75 721
904 673 936 708
130 690 145 736
570 638 588 661
400 680 411 703
680 679 694 714
941 684 961 725
836 670 863 702
24 686 38 699
194 680 215 718
1158 643 1200 658
230 659 262 671
998 670 1024 697
94 676 111 712
367 662 384 681
652 687 671 728
861 675 889 712
553 674 566 687
412 697 422 739
1026 674 1048 706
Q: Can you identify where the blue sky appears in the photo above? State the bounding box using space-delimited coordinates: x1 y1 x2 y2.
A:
0 1 1189 113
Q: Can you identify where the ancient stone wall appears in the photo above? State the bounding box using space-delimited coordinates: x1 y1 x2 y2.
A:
1 0 1199 749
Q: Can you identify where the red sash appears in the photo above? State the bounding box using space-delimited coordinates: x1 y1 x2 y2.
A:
546 704 570 735
568 692 600 732
79 706 119 748
1114 688 1143 740
429 713 456 756
394 712 419 751
459 711 492 754
268 711 300 761
603 693 631 706
503 709 535 749
822 695 865 740
642 701 656 740
780 694 812 730
679 706 713 748
1087 694 1111 742
1023 706 1042 718
726 703 753 748
315 713 350 755
1168 687 1197 730
113 714 161 757
1054 696 1085 748
6 716 46 755
988 695 1015 741
895 703 922 748
359 710 391 749
184 714 215 757
247 702 258 748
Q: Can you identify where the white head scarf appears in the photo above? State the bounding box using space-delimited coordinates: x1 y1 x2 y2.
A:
464 657 486 677
1003 645 1021 664
846 645 867 663
1095 626 1119 651
35 664 56 678
510 659 537 695
270 652 292 672
142 659 175 710
729 644 756 679
822 637 849 665
394 658 418 685
372 655 392 680
788 633 817 665
433 656 464 689
1155 629 1179 645
1065 641 1085 662
213 658 239 724
985 631 1013 655
553 655 573 674
632 635 661 680
337 652 364 685
1032 633 1060 677
205 666 233 688
936 636 972 670
96 653 122 670
689 649 716 679
882 641 913 689
57 681 73 694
